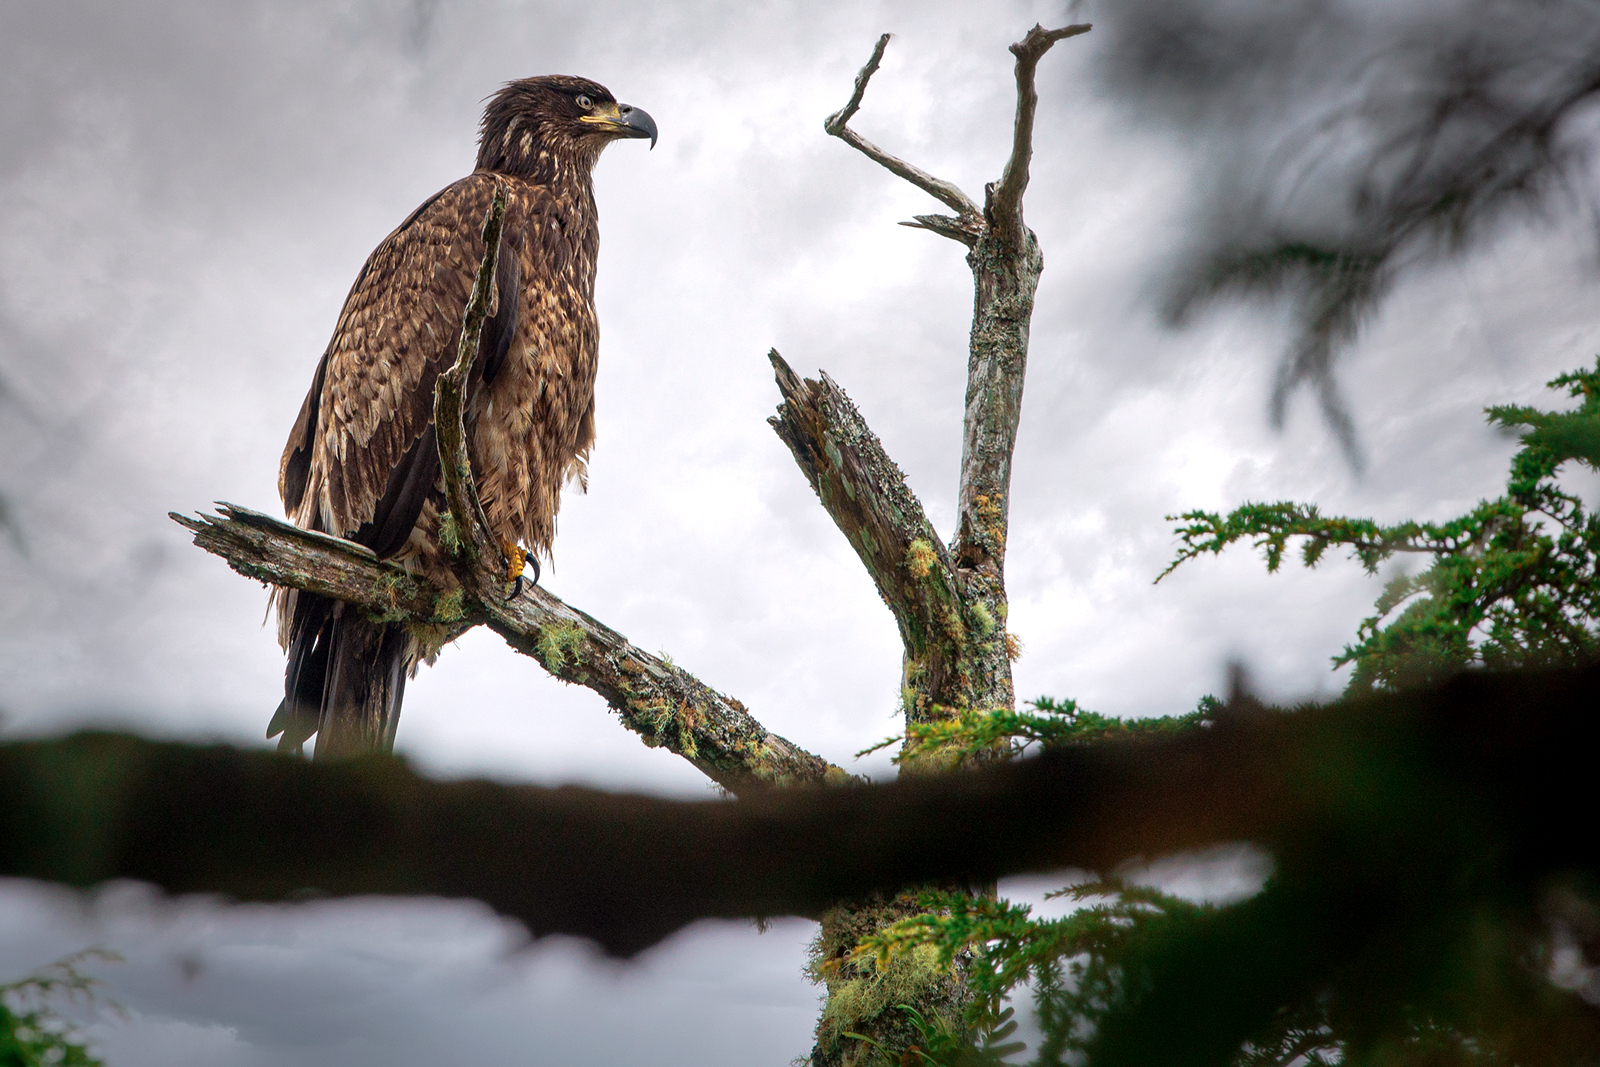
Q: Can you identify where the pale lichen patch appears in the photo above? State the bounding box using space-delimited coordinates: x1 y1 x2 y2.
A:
535 620 584 671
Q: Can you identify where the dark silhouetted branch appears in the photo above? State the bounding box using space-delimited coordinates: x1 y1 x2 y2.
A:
3 663 1595 959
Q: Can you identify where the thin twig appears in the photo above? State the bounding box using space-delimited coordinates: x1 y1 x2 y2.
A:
825 34 982 225
990 23 1091 246
825 33 891 135
899 214 983 245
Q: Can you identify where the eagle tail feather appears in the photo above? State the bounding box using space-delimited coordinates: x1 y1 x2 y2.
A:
272 591 408 758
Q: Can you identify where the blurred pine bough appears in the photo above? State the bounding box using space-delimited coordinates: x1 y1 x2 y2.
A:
854 362 1600 1067
0 950 117 1067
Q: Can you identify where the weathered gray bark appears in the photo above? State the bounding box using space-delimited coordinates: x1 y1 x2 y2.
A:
769 354 966 714
782 24 1089 1065
175 505 840 794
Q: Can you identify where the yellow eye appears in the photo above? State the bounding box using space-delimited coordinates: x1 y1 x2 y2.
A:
575 94 593 110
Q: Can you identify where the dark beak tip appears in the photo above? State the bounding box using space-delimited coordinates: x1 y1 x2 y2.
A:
621 103 658 150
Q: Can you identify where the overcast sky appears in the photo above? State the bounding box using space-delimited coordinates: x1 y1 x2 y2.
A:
4 0 1600 1064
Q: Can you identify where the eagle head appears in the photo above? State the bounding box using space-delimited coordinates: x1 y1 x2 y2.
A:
476 75 656 180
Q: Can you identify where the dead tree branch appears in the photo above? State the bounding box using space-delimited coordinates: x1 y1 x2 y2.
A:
793 24 1091 724
791 26 1092 1062
434 180 508 581
172 505 842 794
177 186 843 793
991 23 1092 249
825 33 983 242
768 351 972 714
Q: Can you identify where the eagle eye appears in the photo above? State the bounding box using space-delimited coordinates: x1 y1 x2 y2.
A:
575 94 593 110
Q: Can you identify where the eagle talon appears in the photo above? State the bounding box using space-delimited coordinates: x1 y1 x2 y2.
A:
501 541 528 583
501 540 532 600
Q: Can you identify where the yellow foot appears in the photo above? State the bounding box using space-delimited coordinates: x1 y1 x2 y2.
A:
501 540 528 583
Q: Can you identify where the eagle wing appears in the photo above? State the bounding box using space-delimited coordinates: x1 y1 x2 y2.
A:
279 172 521 554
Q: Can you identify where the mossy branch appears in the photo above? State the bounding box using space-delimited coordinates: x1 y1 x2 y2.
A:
768 350 962 668
176 191 845 793
171 504 843 794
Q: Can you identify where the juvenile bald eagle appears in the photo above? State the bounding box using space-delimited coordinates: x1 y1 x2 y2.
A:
270 76 656 758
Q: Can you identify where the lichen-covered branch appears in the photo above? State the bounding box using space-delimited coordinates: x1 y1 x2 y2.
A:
435 180 508 582
811 26 1092 720
768 351 972 709
490 569 843 791
175 504 461 625
949 22 1089 715
171 504 842 794
956 23 1092 569
795 27 1093 1062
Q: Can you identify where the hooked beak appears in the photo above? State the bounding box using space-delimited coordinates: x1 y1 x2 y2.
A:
579 101 658 149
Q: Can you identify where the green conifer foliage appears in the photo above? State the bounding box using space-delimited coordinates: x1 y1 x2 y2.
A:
847 364 1600 1066
1162 360 1600 691
0 951 115 1067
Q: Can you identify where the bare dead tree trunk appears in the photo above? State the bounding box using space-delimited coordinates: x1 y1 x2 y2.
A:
772 24 1089 1065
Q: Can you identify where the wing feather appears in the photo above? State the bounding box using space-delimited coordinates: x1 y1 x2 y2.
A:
279 351 328 515
286 173 506 547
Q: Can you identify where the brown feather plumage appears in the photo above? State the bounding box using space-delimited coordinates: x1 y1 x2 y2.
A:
270 75 653 756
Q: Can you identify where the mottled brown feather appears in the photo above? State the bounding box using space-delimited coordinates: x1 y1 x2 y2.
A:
283 164 599 576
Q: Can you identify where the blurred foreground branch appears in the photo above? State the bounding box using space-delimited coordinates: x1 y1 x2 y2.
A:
3 663 1595 961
